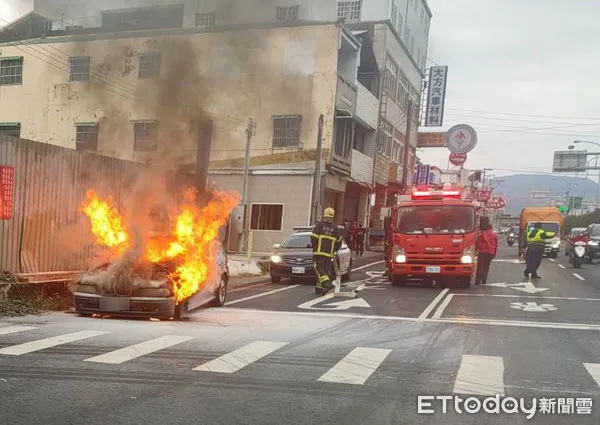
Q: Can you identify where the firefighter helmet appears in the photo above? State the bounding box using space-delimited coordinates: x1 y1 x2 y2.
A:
323 207 335 219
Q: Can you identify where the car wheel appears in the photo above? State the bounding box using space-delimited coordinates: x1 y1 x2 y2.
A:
342 260 352 282
210 275 228 307
271 275 281 284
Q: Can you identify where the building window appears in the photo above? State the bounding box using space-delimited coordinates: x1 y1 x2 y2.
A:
250 204 283 231
0 123 21 138
276 5 299 22
393 129 405 164
385 55 398 102
378 120 392 157
337 1 361 21
139 53 161 78
75 124 99 151
334 119 354 159
272 115 301 148
133 121 157 151
195 12 215 27
69 56 90 82
0 57 23 85
397 71 410 110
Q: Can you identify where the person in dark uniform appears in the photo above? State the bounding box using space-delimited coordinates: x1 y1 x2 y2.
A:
524 222 556 279
355 223 366 257
311 208 344 295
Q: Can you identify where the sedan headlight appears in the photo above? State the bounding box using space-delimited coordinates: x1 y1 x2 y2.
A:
551 242 560 248
393 246 406 263
270 255 282 263
461 246 475 264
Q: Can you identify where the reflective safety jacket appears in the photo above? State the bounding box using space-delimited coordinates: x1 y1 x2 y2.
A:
526 228 556 244
311 221 343 257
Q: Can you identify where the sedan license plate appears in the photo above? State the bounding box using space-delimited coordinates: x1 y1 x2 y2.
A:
426 266 441 274
292 267 305 274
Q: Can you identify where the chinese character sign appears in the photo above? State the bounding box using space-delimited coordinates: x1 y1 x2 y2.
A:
424 66 448 127
0 165 15 219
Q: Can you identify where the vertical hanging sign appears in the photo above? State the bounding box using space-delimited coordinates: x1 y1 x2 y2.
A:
424 66 448 127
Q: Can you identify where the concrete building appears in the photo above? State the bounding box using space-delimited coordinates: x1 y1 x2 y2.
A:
1 0 431 251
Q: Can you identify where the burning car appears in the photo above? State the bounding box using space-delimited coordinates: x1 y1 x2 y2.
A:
74 187 239 320
73 242 229 319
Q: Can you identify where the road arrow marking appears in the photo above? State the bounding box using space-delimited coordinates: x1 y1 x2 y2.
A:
484 282 549 294
510 302 558 312
365 271 385 279
298 293 371 310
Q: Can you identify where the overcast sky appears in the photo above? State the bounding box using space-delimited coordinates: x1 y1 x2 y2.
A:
420 0 600 177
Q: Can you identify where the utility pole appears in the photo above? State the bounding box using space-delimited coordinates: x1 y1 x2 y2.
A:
240 118 254 252
311 115 324 224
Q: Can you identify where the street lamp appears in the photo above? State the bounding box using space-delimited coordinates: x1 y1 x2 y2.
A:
573 141 600 206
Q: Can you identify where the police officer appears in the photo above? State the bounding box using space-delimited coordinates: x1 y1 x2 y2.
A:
524 222 556 279
311 207 344 295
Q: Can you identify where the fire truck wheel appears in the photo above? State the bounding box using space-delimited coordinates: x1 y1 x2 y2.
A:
392 276 406 286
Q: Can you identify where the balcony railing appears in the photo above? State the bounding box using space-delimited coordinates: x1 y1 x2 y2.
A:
335 74 357 114
356 83 379 129
351 149 374 184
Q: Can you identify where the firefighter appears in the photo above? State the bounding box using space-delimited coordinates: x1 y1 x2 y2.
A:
311 207 344 295
524 222 556 279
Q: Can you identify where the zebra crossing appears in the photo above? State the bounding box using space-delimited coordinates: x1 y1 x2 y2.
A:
1 325 600 392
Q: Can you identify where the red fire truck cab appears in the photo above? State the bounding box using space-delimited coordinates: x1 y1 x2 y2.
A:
387 186 479 288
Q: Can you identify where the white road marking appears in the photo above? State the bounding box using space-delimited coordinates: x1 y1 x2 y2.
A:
217 308 600 331
84 335 194 364
583 363 600 388
548 258 555 263
558 264 566 269
417 288 449 320
318 347 391 385
194 341 287 373
454 355 505 396
229 282 270 293
0 330 108 356
432 294 454 319
225 285 300 306
353 260 385 272
573 273 585 281
454 293 600 301
0 325 36 336
432 317 600 331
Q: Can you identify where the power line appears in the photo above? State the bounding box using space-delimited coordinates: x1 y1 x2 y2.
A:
445 107 600 122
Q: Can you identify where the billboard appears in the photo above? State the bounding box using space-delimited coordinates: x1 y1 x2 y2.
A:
417 132 445 148
413 165 431 185
552 150 588 172
424 66 448 127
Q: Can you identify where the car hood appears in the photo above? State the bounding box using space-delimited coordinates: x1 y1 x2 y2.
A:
275 248 313 257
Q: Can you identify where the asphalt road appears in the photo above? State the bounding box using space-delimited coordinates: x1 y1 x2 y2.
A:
1 245 600 424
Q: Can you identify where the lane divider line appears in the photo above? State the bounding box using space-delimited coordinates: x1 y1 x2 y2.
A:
548 258 555 263
352 260 385 272
453 355 505 396
573 273 586 281
558 264 566 269
432 293 454 319
417 288 449 320
318 347 391 385
225 285 301 306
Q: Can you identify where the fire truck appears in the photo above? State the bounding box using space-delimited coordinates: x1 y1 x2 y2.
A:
387 186 479 288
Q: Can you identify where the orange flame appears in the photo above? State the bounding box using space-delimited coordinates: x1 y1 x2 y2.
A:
82 187 240 303
81 190 128 253
147 189 240 301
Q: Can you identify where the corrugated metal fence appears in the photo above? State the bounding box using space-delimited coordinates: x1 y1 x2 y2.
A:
0 136 146 273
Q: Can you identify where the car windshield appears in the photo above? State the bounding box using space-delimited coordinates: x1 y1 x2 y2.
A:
396 205 475 235
540 223 560 234
281 234 312 248
571 228 586 237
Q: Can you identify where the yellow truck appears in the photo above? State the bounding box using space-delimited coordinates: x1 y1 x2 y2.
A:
519 207 564 258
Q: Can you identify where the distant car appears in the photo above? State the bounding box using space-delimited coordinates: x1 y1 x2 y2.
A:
270 228 352 283
565 227 587 256
73 244 229 320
